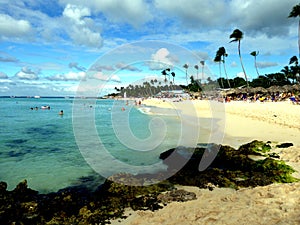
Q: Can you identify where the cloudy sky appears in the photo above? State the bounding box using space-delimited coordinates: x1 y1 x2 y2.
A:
0 0 299 96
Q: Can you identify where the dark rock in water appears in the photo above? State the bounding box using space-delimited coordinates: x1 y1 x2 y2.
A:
276 143 293 148
12 179 39 200
0 181 7 193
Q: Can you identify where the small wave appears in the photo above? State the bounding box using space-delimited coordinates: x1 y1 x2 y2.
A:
138 106 180 117
137 106 153 115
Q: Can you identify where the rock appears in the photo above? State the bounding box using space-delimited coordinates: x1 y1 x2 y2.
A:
0 181 7 194
276 143 293 148
158 189 196 204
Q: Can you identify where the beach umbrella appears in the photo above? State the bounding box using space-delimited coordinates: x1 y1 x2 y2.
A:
292 84 300 91
250 87 267 94
267 85 283 93
234 87 248 94
282 85 294 92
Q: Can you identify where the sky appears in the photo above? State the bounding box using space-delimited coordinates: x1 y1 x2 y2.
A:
0 0 299 97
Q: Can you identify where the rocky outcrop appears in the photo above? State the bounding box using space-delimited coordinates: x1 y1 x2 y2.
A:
0 140 298 224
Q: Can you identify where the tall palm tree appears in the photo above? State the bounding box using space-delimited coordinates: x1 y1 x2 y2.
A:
289 55 298 65
250 51 260 77
165 68 171 82
194 65 199 80
230 29 249 88
171 72 175 85
183 63 189 86
200 61 205 83
289 55 299 84
218 47 230 88
214 52 223 88
289 3 300 58
281 66 292 84
161 69 167 85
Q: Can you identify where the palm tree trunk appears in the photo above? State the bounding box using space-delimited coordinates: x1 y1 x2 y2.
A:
185 69 188 86
222 58 231 88
254 56 260 77
219 62 223 88
238 40 249 88
298 19 300 59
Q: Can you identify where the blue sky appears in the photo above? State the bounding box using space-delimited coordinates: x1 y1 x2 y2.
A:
0 0 299 96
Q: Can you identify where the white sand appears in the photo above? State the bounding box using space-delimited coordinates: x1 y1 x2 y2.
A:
111 99 300 225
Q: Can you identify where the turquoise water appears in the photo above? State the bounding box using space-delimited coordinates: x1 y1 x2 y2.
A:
0 98 181 193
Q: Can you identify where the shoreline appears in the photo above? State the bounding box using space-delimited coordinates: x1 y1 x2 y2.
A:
105 98 300 225
2 139 299 225
1 98 300 224
142 98 300 147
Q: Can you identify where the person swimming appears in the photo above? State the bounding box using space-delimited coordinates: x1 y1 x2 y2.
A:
59 110 64 115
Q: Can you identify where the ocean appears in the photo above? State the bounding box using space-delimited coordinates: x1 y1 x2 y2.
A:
0 97 182 193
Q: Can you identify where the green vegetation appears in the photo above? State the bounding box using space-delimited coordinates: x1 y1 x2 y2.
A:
165 140 299 190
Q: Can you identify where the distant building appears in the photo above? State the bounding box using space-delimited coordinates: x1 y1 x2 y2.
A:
156 90 189 98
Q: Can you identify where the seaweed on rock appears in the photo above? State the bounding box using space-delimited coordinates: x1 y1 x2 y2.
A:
161 140 299 189
0 140 298 225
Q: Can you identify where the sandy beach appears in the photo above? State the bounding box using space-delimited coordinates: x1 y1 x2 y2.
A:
112 99 300 225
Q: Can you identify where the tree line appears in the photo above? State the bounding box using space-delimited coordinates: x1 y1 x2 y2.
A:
110 4 300 97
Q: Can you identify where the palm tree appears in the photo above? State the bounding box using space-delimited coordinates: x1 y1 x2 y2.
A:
200 61 205 83
183 63 189 86
288 3 300 58
230 29 249 88
214 52 223 88
194 65 199 80
250 51 260 77
218 47 230 88
171 72 175 85
289 55 299 84
161 69 167 85
281 66 292 84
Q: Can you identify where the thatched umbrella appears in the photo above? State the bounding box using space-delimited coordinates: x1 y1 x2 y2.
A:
281 85 294 92
234 87 248 94
249 86 267 94
267 85 283 93
292 84 300 91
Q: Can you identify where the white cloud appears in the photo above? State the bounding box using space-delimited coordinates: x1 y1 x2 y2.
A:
256 61 278 69
0 14 31 38
95 0 152 27
90 71 109 80
148 48 176 70
63 4 91 25
47 71 86 81
236 71 253 80
0 86 9 92
87 71 121 83
115 62 141 72
110 74 121 83
0 72 8 78
228 0 297 37
59 0 152 27
154 0 227 27
15 71 38 80
236 71 246 78
15 67 39 80
62 4 103 48
231 61 238 67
